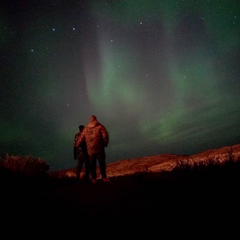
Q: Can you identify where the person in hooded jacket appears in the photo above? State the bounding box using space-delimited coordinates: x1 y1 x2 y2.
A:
76 115 111 183
73 125 90 183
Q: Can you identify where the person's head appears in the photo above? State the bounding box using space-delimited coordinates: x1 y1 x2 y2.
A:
89 115 97 122
79 125 84 131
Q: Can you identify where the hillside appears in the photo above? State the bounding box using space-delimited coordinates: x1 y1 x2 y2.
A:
1 144 240 237
52 143 240 179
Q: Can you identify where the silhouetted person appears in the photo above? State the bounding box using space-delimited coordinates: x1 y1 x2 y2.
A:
73 125 90 183
76 115 111 183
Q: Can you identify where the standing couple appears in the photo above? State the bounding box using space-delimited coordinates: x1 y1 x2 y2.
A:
73 115 111 183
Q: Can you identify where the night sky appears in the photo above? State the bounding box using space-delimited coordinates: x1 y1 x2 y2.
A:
1 0 240 171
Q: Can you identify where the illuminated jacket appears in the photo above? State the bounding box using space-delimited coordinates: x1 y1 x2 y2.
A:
76 119 109 156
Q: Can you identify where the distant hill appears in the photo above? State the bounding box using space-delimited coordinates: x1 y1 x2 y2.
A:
50 143 240 179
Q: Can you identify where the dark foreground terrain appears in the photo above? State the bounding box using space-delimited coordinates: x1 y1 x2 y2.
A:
1 163 240 237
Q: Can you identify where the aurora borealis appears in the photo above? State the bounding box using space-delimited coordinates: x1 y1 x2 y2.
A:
1 0 240 170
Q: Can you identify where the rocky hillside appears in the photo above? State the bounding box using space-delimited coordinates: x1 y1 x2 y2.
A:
107 143 240 175
54 143 240 179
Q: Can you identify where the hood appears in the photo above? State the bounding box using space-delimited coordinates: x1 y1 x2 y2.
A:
87 119 99 128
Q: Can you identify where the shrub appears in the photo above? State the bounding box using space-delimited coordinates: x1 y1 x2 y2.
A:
1 154 49 177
